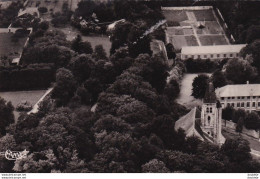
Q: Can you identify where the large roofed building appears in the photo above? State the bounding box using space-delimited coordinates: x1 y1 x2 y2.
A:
181 44 247 60
216 83 260 112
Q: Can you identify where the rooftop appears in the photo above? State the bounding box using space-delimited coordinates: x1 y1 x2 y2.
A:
216 84 260 97
181 44 247 55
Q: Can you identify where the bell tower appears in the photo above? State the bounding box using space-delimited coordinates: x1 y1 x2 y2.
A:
201 82 225 145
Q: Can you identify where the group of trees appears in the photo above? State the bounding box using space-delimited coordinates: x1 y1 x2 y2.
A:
223 106 260 131
0 63 55 91
0 1 23 27
0 0 259 173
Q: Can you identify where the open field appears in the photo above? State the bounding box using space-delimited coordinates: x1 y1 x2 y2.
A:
199 35 229 46
163 10 188 23
27 0 78 13
163 7 230 49
176 73 211 109
192 9 215 21
0 32 27 58
58 25 111 56
0 90 47 120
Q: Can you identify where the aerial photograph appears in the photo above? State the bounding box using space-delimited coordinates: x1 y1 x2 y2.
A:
0 0 259 176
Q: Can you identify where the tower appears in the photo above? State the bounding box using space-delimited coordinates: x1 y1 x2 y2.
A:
201 82 224 145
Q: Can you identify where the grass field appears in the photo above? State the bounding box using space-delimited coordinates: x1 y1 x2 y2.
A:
0 90 47 120
192 9 215 21
199 35 228 46
185 35 198 46
163 10 188 23
0 33 27 58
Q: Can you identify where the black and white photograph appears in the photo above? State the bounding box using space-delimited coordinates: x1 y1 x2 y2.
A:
0 0 259 177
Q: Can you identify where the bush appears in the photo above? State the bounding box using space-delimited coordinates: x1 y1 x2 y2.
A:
38 7 48 14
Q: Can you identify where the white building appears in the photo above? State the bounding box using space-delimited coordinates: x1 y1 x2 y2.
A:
216 83 260 112
181 44 247 60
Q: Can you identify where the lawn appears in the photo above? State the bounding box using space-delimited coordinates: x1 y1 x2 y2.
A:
199 35 229 46
57 25 112 56
185 35 199 46
192 9 216 21
176 73 211 109
0 90 48 121
163 10 188 23
0 32 27 58
168 36 187 50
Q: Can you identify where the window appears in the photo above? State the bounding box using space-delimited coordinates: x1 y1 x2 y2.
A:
211 54 213 58
223 54 226 58
208 116 211 125
232 97 235 99
241 97 245 99
227 103 230 107
185 55 188 59
237 103 240 107
204 55 207 58
241 102 244 107
198 55 200 59
206 107 209 113
231 103 234 107
227 97 230 99
253 96 256 99
253 102 256 107
247 96 250 99
230 54 233 57
191 55 194 59
210 108 212 113
221 97 224 100
238 97 240 99
236 53 239 57
258 102 260 107
247 102 250 107
217 54 220 58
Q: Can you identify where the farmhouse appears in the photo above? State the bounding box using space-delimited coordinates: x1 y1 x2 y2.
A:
216 83 260 112
181 44 246 60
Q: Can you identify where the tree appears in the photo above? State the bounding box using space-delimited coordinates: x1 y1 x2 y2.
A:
165 43 176 59
232 109 246 123
141 159 169 173
164 79 180 101
192 74 209 99
71 35 93 54
93 45 107 61
212 70 227 89
244 111 260 130
240 40 260 71
222 106 234 121
69 54 94 83
225 58 257 84
0 98 14 136
221 138 251 163
51 68 77 106
236 117 244 134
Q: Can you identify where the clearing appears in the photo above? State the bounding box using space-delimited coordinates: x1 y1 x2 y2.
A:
176 73 211 109
0 90 48 120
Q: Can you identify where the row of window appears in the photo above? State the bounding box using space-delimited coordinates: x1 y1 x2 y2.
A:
225 102 260 108
206 107 213 113
183 53 238 59
221 96 259 100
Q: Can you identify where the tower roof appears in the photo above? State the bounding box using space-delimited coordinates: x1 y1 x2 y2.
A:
204 82 217 103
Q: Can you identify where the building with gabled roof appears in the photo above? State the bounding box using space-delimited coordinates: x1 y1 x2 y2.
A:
216 82 260 112
181 44 247 60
